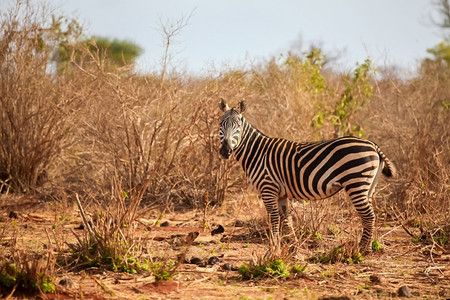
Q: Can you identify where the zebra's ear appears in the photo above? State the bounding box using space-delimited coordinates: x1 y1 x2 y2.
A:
237 100 246 114
219 98 229 112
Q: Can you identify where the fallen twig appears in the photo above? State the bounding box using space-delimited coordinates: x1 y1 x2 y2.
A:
380 224 402 239
423 266 445 284
428 230 445 276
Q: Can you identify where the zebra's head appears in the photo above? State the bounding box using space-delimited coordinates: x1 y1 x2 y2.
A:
218 99 246 159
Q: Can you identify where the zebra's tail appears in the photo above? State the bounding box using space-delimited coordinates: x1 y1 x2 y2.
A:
375 144 397 178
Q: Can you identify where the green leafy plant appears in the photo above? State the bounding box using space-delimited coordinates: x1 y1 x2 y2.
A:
0 260 55 296
283 48 327 95
238 259 290 280
151 260 176 281
433 231 448 247
371 239 384 251
311 59 374 137
40 276 56 293
332 59 374 137
311 245 364 264
290 263 308 278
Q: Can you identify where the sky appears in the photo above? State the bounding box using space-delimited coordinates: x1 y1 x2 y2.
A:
2 0 446 75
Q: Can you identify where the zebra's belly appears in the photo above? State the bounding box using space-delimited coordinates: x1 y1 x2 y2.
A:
283 181 343 201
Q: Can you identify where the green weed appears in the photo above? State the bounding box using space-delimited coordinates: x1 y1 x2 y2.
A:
371 239 384 251
0 262 55 295
290 263 308 278
311 245 364 264
238 259 291 280
151 260 176 281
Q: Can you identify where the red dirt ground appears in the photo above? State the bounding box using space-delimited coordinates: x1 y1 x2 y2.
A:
0 195 449 299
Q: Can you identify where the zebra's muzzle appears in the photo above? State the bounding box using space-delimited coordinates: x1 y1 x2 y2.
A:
219 141 232 159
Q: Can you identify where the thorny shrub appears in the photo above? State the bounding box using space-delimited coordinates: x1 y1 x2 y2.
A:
0 2 82 193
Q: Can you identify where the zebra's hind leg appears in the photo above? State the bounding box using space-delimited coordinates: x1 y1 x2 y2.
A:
346 186 375 254
278 197 297 242
351 162 384 254
356 201 375 254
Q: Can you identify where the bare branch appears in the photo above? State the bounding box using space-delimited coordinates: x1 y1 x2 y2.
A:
431 0 450 34
157 8 196 81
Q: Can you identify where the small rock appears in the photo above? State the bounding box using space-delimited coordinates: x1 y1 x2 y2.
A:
59 278 73 287
370 274 382 284
160 221 169 227
234 220 245 227
190 257 207 267
398 285 412 298
222 263 233 271
189 257 203 264
207 256 221 265
211 225 225 236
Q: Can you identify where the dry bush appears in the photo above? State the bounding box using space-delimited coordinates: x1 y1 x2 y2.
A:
67 178 152 273
243 53 324 141
0 2 81 193
364 64 450 238
0 1 233 209
56 42 235 208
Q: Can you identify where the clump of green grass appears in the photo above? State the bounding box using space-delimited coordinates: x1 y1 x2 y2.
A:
290 263 308 279
67 180 154 274
238 259 300 280
430 229 448 247
150 259 177 281
310 245 364 264
88 253 150 274
0 260 55 296
371 239 384 251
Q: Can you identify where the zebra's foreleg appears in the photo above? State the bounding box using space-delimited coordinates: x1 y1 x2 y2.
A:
278 197 297 242
261 193 281 252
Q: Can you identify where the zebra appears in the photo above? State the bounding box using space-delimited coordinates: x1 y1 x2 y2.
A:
218 99 396 254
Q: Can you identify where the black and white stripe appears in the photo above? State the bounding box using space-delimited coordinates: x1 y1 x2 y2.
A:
219 99 396 253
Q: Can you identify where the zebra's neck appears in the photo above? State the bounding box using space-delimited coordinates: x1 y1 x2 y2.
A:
233 117 271 172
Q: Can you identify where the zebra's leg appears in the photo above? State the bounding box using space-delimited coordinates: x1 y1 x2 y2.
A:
278 197 297 242
357 201 375 254
261 191 281 252
346 185 375 254
356 162 384 253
